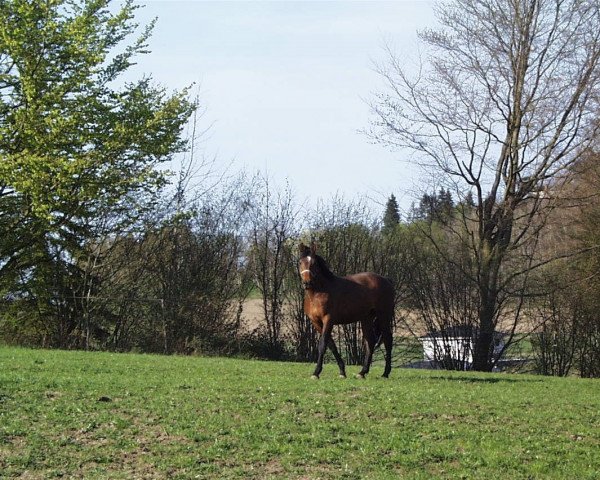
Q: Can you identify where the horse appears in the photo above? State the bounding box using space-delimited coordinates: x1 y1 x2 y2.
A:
298 243 394 379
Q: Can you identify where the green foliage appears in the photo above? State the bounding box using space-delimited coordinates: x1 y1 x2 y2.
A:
0 0 195 344
1 347 599 479
0 0 192 220
115 218 246 354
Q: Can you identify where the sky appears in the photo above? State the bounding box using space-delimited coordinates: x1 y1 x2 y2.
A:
126 0 437 216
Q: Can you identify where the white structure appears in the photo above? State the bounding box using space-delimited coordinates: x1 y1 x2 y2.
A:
420 326 505 370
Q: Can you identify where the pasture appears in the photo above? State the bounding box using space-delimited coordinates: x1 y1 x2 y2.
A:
1 347 599 479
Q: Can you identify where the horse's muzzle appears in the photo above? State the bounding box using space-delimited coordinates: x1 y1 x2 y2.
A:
303 281 313 290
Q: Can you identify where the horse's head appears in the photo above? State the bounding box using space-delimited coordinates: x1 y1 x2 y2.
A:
298 242 317 289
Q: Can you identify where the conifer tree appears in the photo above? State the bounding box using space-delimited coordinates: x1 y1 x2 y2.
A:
382 194 400 233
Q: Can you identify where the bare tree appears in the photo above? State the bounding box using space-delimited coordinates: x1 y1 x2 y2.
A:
370 0 600 371
532 150 600 377
249 176 299 352
531 288 579 376
405 232 480 370
284 264 318 362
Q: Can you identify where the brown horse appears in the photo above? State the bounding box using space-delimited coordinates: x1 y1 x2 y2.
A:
298 243 394 379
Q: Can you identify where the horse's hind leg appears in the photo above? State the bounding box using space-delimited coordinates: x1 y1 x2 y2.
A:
381 329 393 378
358 321 376 379
377 306 394 377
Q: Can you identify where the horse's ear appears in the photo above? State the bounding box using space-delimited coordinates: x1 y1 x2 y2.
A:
310 242 317 256
299 243 310 257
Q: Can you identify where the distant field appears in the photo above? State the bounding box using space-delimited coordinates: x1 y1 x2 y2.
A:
1 347 599 479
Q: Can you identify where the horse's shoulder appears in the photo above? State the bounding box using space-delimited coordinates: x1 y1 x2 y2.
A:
304 291 329 314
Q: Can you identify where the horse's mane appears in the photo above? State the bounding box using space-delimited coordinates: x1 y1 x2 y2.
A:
315 254 336 280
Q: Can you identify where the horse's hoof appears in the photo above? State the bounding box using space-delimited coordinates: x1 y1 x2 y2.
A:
355 373 365 379
311 375 320 380
339 374 347 379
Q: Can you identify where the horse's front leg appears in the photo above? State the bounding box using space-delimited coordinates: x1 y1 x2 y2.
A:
312 317 333 379
327 337 346 378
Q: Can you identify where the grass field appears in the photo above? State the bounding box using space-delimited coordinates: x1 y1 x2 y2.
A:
1 347 599 479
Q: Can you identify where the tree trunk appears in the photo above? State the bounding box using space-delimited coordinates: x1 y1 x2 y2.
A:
473 296 495 372
472 210 511 372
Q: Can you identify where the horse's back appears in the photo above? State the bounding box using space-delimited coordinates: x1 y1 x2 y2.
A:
345 272 392 288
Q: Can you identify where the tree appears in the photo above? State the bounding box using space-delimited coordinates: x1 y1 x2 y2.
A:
249 176 298 354
531 287 579 377
0 0 194 345
370 0 600 371
531 151 600 378
568 154 600 377
382 194 401 233
411 189 454 224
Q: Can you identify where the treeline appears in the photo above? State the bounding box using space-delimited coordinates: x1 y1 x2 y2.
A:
0 167 459 366
0 171 411 364
3 165 599 378
0 152 598 379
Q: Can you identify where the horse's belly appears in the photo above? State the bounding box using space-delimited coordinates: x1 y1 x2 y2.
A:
335 301 373 323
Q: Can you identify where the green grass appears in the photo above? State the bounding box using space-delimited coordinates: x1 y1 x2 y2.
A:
1 347 599 479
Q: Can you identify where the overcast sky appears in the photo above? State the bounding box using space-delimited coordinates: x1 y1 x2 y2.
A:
127 0 437 215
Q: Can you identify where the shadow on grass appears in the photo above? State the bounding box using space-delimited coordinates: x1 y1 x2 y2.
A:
427 374 544 384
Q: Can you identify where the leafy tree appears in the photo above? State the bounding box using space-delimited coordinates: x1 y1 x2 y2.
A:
438 188 453 219
0 0 194 345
